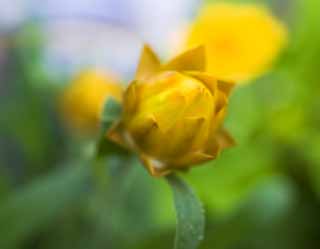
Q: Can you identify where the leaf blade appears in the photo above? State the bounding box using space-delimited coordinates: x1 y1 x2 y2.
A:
0 164 89 249
166 174 205 249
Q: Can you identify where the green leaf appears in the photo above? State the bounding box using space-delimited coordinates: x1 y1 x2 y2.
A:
0 164 89 249
166 174 205 249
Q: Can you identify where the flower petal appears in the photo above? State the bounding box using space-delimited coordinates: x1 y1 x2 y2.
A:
217 80 235 96
140 154 172 177
107 122 127 147
151 91 186 133
204 128 235 157
215 128 236 149
135 44 161 80
163 46 205 72
124 80 139 114
165 116 206 157
173 151 215 167
184 71 218 95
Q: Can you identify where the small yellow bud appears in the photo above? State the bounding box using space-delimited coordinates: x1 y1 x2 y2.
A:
108 45 235 176
60 70 123 133
187 3 288 83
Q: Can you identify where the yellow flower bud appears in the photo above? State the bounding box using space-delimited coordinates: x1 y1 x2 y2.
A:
60 70 123 133
186 3 288 83
108 45 235 176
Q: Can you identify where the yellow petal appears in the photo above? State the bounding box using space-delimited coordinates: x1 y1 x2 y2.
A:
204 128 235 157
124 80 139 114
215 91 228 115
107 122 127 147
165 116 206 157
150 91 186 133
173 150 215 167
127 114 159 143
184 71 218 95
135 45 161 80
140 154 171 177
215 128 236 149
163 46 205 72
211 102 227 133
217 80 234 96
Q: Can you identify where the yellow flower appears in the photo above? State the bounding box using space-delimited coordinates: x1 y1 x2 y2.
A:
187 3 288 83
108 45 235 176
61 70 123 133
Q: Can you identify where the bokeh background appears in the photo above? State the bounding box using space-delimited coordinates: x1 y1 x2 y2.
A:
1 0 320 249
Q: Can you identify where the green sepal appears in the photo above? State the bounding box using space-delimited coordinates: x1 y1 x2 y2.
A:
96 138 130 159
96 98 128 158
99 97 122 137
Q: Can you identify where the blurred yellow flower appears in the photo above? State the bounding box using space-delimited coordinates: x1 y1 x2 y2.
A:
108 45 235 176
61 70 123 133
187 3 288 83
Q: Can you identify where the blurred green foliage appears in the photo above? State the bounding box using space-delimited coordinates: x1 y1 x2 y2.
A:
1 0 320 248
